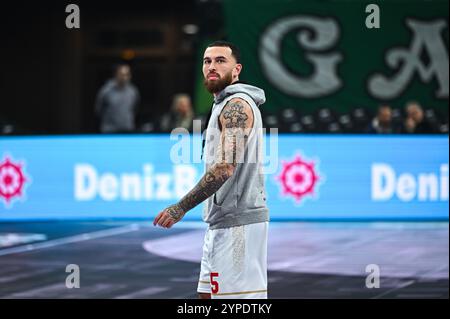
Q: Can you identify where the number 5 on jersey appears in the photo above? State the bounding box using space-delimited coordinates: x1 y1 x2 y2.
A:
210 272 219 294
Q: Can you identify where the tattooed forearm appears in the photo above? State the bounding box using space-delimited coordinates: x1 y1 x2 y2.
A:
172 99 253 215
176 163 233 213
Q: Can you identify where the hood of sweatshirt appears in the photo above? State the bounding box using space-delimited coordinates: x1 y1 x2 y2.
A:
214 82 266 107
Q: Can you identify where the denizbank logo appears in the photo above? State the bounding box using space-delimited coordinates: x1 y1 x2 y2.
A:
74 163 198 201
371 163 449 202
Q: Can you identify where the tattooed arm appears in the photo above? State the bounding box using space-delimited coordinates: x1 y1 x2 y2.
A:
153 98 254 228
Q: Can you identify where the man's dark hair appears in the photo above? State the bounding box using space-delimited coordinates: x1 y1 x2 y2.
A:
207 41 241 63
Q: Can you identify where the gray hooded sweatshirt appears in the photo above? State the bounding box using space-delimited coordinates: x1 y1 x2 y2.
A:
203 83 269 229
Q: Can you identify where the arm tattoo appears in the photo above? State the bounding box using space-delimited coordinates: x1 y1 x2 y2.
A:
223 101 248 129
221 100 251 166
174 99 252 214
166 204 186 222
176 163 232 213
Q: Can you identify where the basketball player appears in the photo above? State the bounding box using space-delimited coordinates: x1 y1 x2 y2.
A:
153 41 269 299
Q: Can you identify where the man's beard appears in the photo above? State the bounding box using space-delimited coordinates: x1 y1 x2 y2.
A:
203 71 233 94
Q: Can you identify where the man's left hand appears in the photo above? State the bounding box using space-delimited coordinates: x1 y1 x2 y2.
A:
153 204 186 228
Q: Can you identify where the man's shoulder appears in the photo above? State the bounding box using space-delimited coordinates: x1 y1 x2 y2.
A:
225 96 251 107
128 83 140 95
221 98 253 116
219 98 254 130
99 80 115 94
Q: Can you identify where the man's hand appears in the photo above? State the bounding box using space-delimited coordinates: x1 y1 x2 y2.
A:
153 204 186 228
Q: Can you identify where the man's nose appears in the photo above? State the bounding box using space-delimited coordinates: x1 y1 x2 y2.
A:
208 62 217 72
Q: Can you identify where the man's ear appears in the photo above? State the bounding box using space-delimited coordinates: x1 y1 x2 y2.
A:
234 63 243 78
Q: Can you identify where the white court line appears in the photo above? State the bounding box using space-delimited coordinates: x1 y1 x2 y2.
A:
0 223 141 257
372 280 416 299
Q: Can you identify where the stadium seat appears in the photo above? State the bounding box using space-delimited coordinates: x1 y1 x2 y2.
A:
315 107 336 132
338 114 354 133
140 121 156 133
300 115 316 133
289 122 304 133
439 123 449 134
327 122 342 133
279 108 299 125
425 108 436 121
391 108 402 120
263 114 279 127
351 107 371 132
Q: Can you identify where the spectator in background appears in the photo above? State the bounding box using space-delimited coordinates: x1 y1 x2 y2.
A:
95 64 140 133
366 105 400 134
160 94 194 132
403 101 434 134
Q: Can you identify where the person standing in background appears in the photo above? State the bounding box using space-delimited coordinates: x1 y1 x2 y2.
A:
160 94 194 132
95 64 140 133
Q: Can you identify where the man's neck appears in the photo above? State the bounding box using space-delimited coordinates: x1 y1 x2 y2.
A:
213 79 240 98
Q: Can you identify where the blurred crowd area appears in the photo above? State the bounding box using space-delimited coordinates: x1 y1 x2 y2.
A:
1 98 447 135
258 102 449 134
0 0 447 136
137 100 448 135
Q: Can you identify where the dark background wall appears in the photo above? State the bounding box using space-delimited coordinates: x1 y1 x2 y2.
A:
0 0 200 134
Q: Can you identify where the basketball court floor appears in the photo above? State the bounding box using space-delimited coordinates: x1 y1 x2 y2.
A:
0 220 448 299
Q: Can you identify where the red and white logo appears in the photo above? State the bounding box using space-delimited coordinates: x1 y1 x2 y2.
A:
276 154 321 203
0 155 30 207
